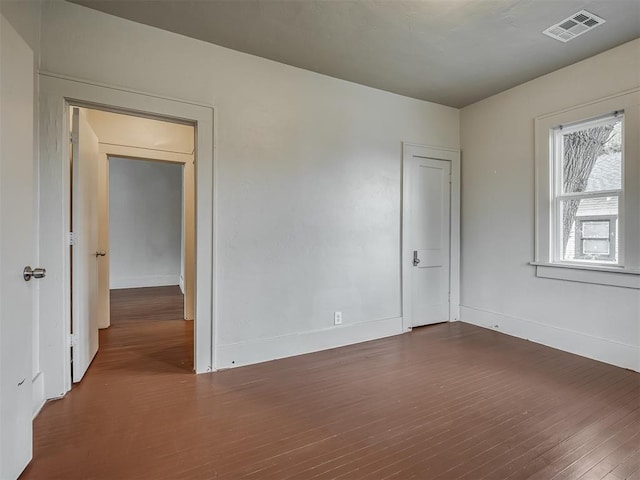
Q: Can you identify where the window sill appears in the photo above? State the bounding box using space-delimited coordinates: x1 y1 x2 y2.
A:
530 262 640 289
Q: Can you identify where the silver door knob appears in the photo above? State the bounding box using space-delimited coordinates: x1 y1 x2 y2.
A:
413 251 420 266
23 266 46 281
95 250 106 257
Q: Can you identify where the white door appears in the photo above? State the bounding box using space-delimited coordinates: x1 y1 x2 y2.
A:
0 14 35 479
409 157 451 327
71 108 101 382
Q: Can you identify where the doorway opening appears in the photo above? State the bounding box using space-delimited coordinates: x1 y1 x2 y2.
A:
39 73 214 399
69 106 196 382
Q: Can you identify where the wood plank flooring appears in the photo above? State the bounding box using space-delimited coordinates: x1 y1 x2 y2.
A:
21 287 639 479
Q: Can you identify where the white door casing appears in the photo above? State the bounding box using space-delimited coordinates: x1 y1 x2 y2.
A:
39 73 214 399
402 144 460 331
99 152 194 323
0 14 35 479
97 148 195 324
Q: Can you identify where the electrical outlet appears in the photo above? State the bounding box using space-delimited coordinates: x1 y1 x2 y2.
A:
334 311 343 325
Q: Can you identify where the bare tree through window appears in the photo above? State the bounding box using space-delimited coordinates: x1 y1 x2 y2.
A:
562 124 617 255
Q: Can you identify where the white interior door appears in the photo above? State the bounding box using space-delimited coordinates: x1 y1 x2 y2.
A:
410 157 451 327
0 14 35 479
71 108 101 382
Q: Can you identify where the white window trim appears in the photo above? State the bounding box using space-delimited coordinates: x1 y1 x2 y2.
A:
533 88 640 289
530 262 640 289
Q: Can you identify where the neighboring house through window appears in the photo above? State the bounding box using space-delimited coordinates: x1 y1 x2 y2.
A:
575 215 617 261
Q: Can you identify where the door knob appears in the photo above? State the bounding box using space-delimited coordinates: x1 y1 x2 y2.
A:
413 251 420 267
95 250 106 257
23 266 46 281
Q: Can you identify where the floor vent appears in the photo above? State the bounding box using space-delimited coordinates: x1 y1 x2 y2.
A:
543 10 605 43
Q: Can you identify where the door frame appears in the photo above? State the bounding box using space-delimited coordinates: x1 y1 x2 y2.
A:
99 146 196 325
401 143 460 332
39 72 215 399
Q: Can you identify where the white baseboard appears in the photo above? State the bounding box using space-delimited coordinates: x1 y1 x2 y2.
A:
110 274 180 289
460 305 639 372
32 372 45 418
178 274 185 294
216 317 404 369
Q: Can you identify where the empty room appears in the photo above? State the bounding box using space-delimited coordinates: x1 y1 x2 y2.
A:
0 1 638 479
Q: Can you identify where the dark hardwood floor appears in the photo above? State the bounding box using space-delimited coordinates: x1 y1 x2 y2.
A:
22 287 639 479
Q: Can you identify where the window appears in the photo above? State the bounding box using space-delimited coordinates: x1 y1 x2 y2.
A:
575 216 617 261
534 90 640 288
552 114 622 265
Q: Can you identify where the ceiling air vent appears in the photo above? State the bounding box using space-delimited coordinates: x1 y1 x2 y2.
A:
543 10 606 43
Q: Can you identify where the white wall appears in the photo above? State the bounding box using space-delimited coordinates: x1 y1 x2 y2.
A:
0 1 41 55
460 39 640 371
39 1 459 368
109 158 183 289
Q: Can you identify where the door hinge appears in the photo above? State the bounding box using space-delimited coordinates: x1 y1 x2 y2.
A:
70 132 78 145
68 232 77 246
68 333 78 348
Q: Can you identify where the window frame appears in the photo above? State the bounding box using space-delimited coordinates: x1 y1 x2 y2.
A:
551 113 624 266
575 215 617 261
533 89 640 289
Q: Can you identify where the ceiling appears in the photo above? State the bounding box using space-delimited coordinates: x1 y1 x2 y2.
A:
68 0 640 108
